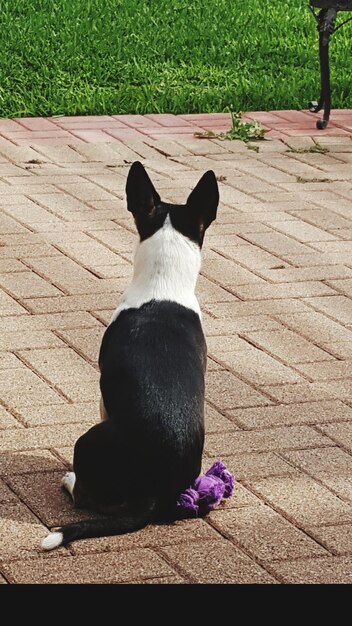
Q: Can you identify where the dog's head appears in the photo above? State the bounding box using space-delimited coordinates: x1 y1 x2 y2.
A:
126 161 219 247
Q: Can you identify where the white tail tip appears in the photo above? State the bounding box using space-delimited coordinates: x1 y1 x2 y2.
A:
41 531 64 551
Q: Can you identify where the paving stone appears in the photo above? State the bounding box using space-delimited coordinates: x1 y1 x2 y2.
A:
0 330 64 350
6 470 96 527
207 452 297 480
226 400 352 429
0 449 65 476
2 549 174 584
0 479 18 503
265 219 340 243
0 422 93 452
204 308 317 336
57 240 131 274
0 259 30 273
0 367 65 409
159 541 275 583
18 347 98 384
206 335 253 354
318 423 352 453
205 425 331 456
0 501 68 561
205 404 238 433
249 474 352 526
307 524 352 555
259 265 352 283
16 402 98 427
230 282 336 301
0 406 21 429
243 327 334 364
23 292 121 314
57 327 104 363
214 243 290 271
325 278 352 300
295 361 352 381
0 353 22 369
242 230 318 258
0 311 102 333
201 252 265 289
283 251 352 267
289 208 352 232
205 370 272 410
0 271 62 298
260 382 336 403
218 348 303 385
22 256 108 295
276 311 352 347
202 315 282 336
70 518 221 555
4 201 65 229
282 447 352 502
0 290 28 316
209 505 327 561
268 555 352 584
326 342 352 359
0 213 30 234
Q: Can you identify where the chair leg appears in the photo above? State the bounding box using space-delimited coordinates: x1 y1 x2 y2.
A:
309 8 336 129
316 31 331 129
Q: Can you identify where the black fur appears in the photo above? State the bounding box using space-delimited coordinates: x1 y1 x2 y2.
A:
77 301 206 506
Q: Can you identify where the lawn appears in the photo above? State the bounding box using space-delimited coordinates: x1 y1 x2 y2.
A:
0 0 351 117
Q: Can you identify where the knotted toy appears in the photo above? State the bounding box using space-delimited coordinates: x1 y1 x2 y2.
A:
176 460 235 517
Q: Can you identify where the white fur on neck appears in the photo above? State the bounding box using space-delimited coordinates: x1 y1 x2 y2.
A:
110 216 201 323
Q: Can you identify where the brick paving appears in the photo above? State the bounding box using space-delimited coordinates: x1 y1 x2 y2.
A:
0 109 352 584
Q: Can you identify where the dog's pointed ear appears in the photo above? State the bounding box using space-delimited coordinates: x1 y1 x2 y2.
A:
126 161 161 216
186 170 219 229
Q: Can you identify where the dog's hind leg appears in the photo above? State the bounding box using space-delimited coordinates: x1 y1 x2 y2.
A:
61 471 76 500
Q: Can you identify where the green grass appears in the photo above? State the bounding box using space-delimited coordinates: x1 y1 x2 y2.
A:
0 0 351 117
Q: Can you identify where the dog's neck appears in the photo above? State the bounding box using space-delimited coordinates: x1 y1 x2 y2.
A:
110 217 202 323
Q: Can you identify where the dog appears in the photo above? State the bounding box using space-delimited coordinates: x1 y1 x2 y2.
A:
42 161 219 549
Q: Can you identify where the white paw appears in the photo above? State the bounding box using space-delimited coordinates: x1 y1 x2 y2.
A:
61 471 76 496
41 531 63 551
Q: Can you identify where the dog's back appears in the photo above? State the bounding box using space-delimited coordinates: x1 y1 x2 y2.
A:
99 299 206 499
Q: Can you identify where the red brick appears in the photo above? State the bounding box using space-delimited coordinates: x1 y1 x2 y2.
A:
14 118 59 131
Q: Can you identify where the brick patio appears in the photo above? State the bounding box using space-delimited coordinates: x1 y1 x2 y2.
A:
1 110 352 584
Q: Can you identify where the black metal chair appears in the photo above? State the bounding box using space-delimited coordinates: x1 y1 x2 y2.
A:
308 1 352 129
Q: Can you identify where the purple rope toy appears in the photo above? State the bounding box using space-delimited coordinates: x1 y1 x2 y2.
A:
176 460 235 517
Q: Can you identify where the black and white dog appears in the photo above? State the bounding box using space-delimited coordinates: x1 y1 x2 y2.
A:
42 161 219 549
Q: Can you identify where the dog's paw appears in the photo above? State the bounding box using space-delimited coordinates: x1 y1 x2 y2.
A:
61 471 76 496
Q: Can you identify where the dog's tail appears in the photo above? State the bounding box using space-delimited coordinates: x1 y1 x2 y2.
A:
41 498 157 550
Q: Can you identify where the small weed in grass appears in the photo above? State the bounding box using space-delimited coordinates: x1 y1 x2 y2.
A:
195 111 268 143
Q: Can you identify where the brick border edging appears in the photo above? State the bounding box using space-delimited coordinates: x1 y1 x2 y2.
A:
0 109 351 146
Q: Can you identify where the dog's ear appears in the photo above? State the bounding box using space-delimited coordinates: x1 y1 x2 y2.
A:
186 170 219 229
126 161 161 216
